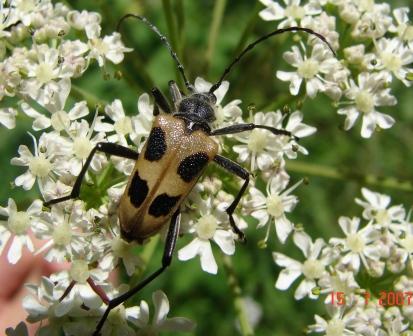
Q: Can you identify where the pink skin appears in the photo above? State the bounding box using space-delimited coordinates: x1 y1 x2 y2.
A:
0 236 69 335
0 236 118 335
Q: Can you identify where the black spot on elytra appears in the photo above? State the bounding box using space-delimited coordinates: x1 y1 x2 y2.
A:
145 127 166 161
128 170 148 208
177 152 209 182
148 193 180 217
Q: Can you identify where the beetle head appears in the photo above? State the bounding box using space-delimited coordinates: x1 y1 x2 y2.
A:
178 92 217 123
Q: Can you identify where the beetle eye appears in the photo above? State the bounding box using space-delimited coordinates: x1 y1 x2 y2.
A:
207 92 217 105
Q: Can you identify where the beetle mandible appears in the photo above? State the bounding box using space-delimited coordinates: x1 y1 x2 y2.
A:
44 14 334 335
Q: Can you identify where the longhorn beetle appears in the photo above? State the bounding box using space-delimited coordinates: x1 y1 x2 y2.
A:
44 13 335 335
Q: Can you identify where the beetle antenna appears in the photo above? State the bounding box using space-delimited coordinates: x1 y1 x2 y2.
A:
209 27 336 94
117 14 193 92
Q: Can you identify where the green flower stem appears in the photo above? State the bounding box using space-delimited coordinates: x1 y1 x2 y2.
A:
140 234 161 265
162 0 179 52
231 2 261 56
129 235 160 287
259 93 291 112
175 0 186 58
119 56 155 93
204 0 227 73
286 160 413 192
162 0 184 89
16 93 50 116
71 84 106 109
222 255 254 336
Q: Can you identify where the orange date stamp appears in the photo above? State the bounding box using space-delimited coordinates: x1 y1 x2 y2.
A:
329 291 413 306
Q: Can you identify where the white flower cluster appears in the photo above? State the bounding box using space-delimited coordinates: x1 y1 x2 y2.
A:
0 0 411 334
0 1 195 334
0 0 132 130
260 0 413 138
0 65 313 335
0 64 311 331
270 187 413 335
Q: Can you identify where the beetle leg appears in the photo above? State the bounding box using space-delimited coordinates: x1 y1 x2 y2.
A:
210 123 297 140
169 80 182 109
213 155 249 242
44 143 139 207
151 87 171 114
93 210 181 336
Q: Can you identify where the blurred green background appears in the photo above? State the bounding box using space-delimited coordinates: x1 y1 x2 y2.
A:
1 0 412 335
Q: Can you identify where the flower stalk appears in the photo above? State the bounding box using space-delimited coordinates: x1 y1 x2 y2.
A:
204 0 227 73
223 255 254 336
287 160 413 192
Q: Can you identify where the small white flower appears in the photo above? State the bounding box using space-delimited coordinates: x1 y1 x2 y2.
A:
259 0 321 28
24 275 100 334
101 304 140 336
344 44 366 65
11 132 66 190
52 262 109 317
245 172 300 244
277 43 338 98
178 197 236 274
370 37 413 86
390 7 413 49
318 271 359 298
394 275 413 321
233 111 285 171
349 306 383 335
0 2 19 39
351 3 392 39
273 231 328 300
337 72 397 138
99 236 143 276
97 99 142 150
0 198 42 264
282 110 316 158
67 10 101 40
398 222 413 270
58 285 140 336
33 203 93 262
23 44 71 97
355 187 405 230
89 32 132 67
0 58 21 100
302 12 340 51
330 216 381 273
132 93 154 146
0 107 17 129
62 118 107 176
14 0 53 27
59 40 89 77
20 78 77 131
134 290 195 334
386 246 408 273
308 305 357 336
33 15 71 41
40 180 72 206
382 307 410 335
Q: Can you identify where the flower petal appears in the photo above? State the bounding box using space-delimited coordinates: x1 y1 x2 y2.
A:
8 235 23 264
213 230 235 255
153 290 170 324
275 268 302 290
